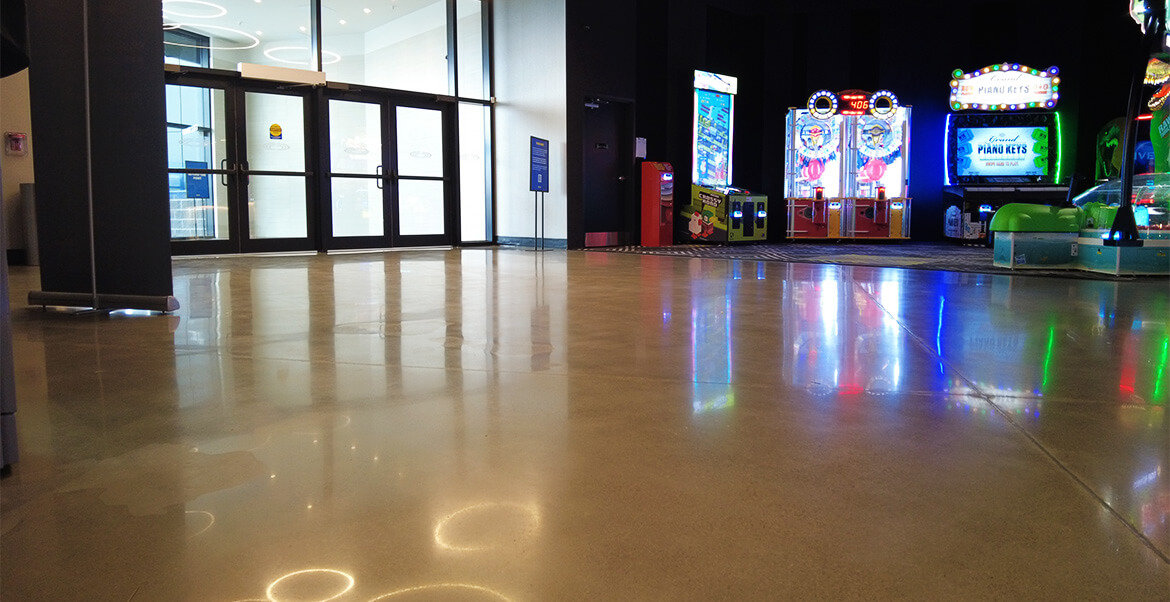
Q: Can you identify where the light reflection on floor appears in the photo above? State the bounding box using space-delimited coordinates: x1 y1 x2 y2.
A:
2 249 1168 599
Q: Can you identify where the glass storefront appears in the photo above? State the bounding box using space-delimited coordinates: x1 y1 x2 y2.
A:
162 0 493 250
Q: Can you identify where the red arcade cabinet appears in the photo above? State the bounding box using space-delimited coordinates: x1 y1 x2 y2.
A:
641 162 674 246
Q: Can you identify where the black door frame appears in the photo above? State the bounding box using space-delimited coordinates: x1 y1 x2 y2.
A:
165 70 460 254
321 88 459 250
164 72 318 255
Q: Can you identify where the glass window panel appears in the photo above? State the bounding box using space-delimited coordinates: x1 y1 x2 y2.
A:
331 177 385 237
249 175 307 238
329 99 383 175
321 0 450 94
397 179 445 236
456 0 484 99
459 103 489 242
246 92 306 172
396 107 444 177
161 1 316 70
165 85 229 240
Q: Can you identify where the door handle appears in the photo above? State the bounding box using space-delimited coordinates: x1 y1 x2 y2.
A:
220 159 229 186
376 165 383 189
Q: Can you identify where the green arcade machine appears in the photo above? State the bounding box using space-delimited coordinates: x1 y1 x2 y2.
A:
681 70 768 243
988 1 1169 276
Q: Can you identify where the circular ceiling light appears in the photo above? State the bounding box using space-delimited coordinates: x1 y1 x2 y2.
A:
163 23 260 50
161 0 227 19
263 46 342 65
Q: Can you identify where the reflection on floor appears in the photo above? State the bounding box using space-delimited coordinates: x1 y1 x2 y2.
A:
2 248 1168 599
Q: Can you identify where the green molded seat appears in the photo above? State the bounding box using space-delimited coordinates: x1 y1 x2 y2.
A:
989 203 1081 233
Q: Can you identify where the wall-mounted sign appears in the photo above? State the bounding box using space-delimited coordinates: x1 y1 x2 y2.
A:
4 132 28 156
806 89 900 120
949 63 1060 111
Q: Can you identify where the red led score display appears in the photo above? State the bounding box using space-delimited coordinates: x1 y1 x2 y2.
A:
806 89 900 120
840 91 869 115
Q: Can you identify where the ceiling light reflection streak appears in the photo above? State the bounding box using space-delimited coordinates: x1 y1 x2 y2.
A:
432 502 542 552
265 568 354 602
368 583 512 601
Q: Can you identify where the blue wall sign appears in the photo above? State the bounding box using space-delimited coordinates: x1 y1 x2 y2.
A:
530 136 549 192
184 160 210 199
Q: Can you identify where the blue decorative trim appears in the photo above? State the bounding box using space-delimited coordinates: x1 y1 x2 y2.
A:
497 237 568 249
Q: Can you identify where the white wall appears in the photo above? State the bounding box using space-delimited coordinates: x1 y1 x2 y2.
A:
1 69 35 251
493 0 567 241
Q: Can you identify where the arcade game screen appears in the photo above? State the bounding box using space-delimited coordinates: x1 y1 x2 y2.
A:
694 89 732 187
854 112 908 197
956 125 1049 178
790 111 843 198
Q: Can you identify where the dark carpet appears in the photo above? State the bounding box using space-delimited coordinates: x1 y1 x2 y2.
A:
587 242 1154 281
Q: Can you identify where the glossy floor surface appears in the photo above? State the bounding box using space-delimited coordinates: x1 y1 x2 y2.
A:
3 249 1170 600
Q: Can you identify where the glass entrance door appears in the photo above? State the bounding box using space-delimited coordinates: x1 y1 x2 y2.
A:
238 90 313 252
325 98 388 248
166 83 235 253
325 92 455 248
165 77 314 254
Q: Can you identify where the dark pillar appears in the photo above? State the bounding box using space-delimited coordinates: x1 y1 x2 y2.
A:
26 0 177 310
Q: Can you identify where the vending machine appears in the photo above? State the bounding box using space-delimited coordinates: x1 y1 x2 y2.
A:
785 89 911 240
640 161 674 246
679 70 768 243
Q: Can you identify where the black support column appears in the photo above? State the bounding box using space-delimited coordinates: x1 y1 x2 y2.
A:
26 0 177 310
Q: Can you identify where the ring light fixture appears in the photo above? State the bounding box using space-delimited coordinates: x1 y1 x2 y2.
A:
263 46 342 65
162 0 227 19
163 23 260 50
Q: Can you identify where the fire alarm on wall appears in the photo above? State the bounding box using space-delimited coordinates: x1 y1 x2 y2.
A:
5 132 28 156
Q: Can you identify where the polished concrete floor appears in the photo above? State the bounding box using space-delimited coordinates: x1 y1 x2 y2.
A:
2 248 1169 600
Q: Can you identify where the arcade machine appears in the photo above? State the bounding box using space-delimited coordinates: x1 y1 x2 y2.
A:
680 70 768 243
942 63 1067 244
846 90 911 239
640 162 674 246
785 89 912 239
785 90 846 238
987 3 1169 276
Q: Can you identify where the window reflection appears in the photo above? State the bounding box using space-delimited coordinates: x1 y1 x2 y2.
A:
163 0 314 70
322 0 450 94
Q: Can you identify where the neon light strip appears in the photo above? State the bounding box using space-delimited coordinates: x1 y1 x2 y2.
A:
943 113 953 186
1054 111 1063 183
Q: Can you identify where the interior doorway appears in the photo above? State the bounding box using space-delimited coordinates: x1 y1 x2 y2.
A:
582 98 635 247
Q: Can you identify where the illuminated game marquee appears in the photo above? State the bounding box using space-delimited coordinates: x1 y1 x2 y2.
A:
949 63 1061 111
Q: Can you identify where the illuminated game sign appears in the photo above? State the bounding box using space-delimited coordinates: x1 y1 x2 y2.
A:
807 89 900 120
949 63 1060 111
693 70 738 187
